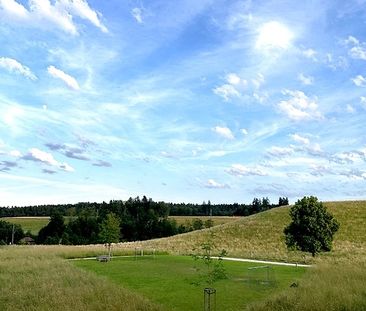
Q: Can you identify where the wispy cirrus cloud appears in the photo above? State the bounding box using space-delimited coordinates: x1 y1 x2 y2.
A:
47 65 80 90
204 179 230 189
352 75 366 87
92 160 112 167
0 57 37 80
289 133 310 145
212 126 234 140
226 164 267 176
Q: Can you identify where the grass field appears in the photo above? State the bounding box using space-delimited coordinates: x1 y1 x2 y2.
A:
74 255 307 311
169 215 241 226
0 247 161 311
2 216 50 235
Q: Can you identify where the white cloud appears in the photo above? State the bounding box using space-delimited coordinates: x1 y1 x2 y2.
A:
278 90 322 121
213 126 234 140
0 0 28 19
252 73 265 89
302 48 317 60
226 164 267 176
25 148 59 166
23 148 74 172
47 65 80 90
240 128 248 135
344 36 359 45
289 133 310 145
0 57 37 80
58 0 108 33
131 7 143 24
346 104 355 113
256 21 294 50
352 75 366 87
213 84 240 101
0 0 107 35
349 46 366 60
298 73 313 85
345 35 366 60
361 96 366 108
204 179 230 189
10 150 22 157
267 146 294 157
226 73 241 85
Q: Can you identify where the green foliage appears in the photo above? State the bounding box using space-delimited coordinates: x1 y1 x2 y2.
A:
204 219 214 228
278 197 289 206
37 212 65 244
0 220 24 244
284 196 339 256
192 218 204 230
192 232 228 286
98 213 121 244
63 215 99 245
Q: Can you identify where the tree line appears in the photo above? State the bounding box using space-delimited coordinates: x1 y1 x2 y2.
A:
0 196 289 217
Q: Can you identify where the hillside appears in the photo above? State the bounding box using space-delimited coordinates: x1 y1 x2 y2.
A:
115 201 366 264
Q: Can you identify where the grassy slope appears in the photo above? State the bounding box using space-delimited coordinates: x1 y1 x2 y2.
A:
169 215 241 226
2 217 50 235
118 201 366 264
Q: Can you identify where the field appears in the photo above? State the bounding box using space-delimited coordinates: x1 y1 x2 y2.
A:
169 215 241 226
0 200 365 310
2 216 50 235
74 255 307 311
122 201 366 264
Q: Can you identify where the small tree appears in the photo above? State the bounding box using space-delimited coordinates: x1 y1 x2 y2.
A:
284 196 339 256
98 213 121 258
192 232 227 286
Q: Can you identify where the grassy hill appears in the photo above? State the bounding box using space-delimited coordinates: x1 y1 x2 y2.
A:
115 201 366 264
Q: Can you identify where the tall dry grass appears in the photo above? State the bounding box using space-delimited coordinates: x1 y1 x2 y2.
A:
0 247 162 311
246 261 366 311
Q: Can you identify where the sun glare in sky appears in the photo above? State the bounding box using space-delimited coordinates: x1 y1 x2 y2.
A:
256 21 294 50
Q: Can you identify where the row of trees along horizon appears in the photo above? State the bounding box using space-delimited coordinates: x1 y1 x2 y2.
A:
0 196 289 245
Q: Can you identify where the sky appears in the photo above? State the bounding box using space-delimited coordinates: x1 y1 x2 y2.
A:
1 0 366 206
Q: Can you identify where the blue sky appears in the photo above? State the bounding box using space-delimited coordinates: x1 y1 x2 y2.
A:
1 0 366 206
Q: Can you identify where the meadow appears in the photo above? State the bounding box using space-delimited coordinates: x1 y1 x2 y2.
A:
2 216 50 235
169 215 241 226
0 200 365 310
74 255 307 311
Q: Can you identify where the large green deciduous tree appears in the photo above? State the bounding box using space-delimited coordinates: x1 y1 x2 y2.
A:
284 196 339 256
98 213 121 258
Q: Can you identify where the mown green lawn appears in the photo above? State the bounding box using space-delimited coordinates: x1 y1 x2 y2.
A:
74 255 307 311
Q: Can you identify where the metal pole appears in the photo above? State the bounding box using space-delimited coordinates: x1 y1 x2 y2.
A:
11 224 15 245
